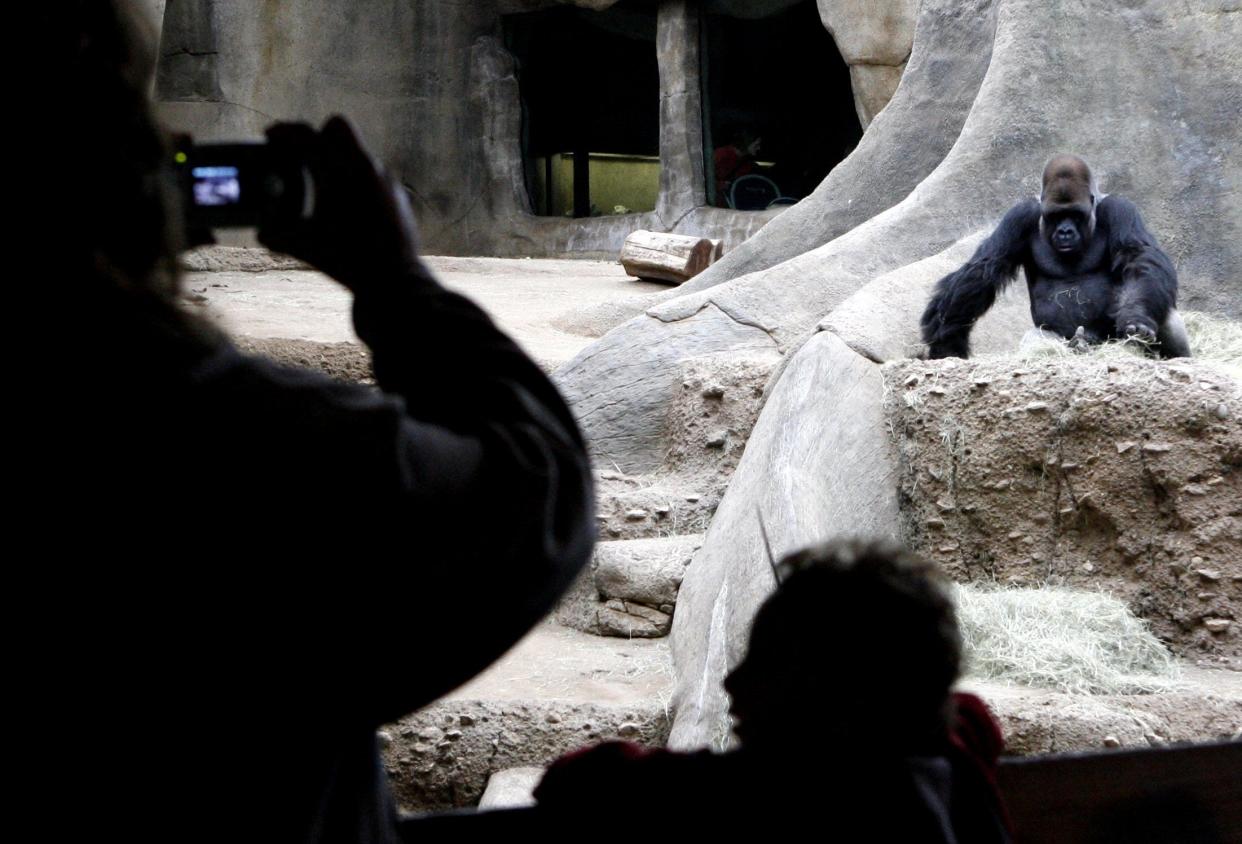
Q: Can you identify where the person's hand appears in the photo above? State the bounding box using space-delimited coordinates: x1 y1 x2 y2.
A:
258 116 421 293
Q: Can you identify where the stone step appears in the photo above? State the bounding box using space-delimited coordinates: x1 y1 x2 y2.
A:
478 767 542 809
967 665 1242 755
408 664 1240 816
381 622 673 812
555 534 704 638
594 471 722 541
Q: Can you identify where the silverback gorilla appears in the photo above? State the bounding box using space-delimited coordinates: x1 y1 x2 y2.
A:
921 154 1190 359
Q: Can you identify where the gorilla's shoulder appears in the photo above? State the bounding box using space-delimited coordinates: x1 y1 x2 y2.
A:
995 197 1041 234
1097 193 1141 222
1096 194 1154 243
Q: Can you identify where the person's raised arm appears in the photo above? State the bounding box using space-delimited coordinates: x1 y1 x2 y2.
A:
253 118 595 716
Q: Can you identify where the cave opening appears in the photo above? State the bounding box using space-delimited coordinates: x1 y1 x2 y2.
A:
503 1 661 219
702 0 862 210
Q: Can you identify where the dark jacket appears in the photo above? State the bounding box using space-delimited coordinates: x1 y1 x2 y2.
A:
533 693 1011 841
19 260 595 843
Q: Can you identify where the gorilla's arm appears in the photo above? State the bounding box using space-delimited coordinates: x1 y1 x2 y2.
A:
1099 195 1178 339
920 199 1040 358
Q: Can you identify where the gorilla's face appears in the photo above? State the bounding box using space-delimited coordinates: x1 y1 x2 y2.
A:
1040 154 1097 257
1045 208 1089 253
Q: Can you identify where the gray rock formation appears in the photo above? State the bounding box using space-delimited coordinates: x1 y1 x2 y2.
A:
556 534 704 637
668 331 901 749
477 767 542 809
658 0 1241 748
820 233 1034 363
973 671 1242 755
818 0 918 127
559 0 1241 475
887 356 1241 658
154 0 890 257
670 344 1241 749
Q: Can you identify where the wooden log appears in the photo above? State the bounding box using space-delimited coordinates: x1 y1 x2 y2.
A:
619 230 717 284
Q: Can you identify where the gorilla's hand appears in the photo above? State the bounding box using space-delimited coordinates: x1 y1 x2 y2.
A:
1068 326 1091 353
258 116 422 293
1120 319 1158 343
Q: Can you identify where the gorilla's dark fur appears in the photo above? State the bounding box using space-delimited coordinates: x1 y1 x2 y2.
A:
921 154 1190 359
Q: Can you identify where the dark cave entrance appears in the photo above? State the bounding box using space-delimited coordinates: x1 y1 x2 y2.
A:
503 2 661 219
701 0 862 210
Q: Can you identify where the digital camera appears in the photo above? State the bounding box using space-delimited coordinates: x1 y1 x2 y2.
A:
174 142 310 229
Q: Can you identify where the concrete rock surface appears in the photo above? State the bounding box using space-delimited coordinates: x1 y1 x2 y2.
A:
477 766 542 810
668 332 900 749
556 534 703 638
383 623 672 811
818 0 918 65
887 356 1241 657
818 0 919 126
818 232 1032 363
970 667 1242 754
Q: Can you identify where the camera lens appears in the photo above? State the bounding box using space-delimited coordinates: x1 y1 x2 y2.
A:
264 173 286 198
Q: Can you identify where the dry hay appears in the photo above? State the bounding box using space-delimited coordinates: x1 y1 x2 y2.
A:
955 583 1183 695
1008 310 1242 381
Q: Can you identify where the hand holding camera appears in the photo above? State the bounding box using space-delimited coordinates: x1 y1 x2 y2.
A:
177 116 422 294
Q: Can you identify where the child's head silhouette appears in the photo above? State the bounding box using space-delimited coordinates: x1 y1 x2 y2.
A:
724 538 962 754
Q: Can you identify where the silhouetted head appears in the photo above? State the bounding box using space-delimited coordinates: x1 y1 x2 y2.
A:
1040 153 1097 254
724 539 961 754
44 2 183 299
38 2 219 349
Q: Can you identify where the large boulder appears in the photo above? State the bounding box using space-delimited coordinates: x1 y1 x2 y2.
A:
817 0 920 127
555 534 704 638
667 331 900 749
673 0 998 293
558 0 1242 475
821 232 1034 363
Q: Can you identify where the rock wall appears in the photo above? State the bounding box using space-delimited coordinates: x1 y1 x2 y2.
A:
818 0 918 127
153 0 896 257
887 357 1241 658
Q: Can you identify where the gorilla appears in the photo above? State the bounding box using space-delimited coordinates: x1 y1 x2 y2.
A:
921 154 1190 359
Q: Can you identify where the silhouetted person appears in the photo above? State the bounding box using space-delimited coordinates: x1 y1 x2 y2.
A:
22 4 593 842
533 539 1011 841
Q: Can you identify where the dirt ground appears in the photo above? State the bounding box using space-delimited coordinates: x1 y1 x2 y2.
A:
183 253 666 372
886 356 1241 659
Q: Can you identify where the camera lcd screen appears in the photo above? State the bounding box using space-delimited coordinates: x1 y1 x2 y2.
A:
192 166 242 207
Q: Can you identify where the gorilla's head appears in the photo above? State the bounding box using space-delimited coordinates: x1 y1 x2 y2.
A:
1040 153 1097 254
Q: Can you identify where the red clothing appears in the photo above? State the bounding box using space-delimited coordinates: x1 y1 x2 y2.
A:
714 145 757 206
